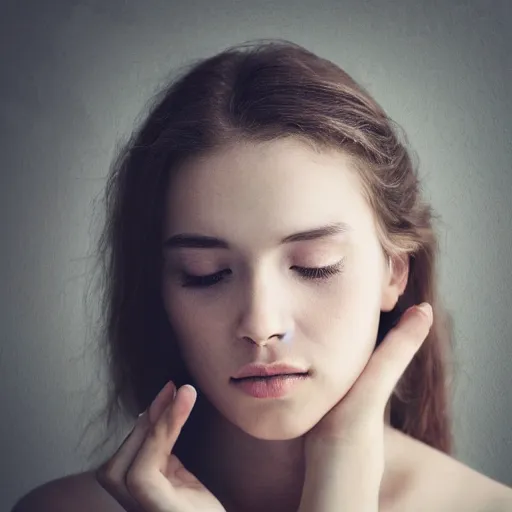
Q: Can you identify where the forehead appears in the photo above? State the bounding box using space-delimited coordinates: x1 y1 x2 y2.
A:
162 138 375 245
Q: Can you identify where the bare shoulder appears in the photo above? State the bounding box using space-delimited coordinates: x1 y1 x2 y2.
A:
392 430 512 512
12 470 123 512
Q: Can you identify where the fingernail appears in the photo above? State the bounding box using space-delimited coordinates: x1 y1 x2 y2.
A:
403 302 431 320
151 381 174 408
416 302 433 322
158 381 171 397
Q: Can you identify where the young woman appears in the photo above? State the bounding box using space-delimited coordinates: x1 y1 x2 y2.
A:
13 39 512 512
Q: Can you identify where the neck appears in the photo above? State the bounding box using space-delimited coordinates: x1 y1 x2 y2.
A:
178 394 402 512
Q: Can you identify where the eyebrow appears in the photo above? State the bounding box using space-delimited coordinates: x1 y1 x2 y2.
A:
162 221 352 251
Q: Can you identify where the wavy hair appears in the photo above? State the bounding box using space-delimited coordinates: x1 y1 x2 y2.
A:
80 38 456 466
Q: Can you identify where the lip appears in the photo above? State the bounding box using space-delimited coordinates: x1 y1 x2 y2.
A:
231 362 310 380
230 373 310 398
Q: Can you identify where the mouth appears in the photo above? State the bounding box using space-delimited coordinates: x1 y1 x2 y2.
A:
231 362 311 380
231 372 310 382
230 372 311 398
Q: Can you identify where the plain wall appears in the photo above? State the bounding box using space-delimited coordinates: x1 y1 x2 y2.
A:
1 0 511 509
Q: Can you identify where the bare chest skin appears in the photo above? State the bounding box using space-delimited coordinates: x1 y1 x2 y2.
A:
381 431 512 512
17 431 512 512
179 427 512 512
20 453 512 512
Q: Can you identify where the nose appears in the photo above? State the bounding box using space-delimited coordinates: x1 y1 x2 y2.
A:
234 270 290 347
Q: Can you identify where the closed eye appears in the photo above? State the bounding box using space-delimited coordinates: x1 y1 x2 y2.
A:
179 259 345 288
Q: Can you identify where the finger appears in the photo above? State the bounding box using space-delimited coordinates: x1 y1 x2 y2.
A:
132 384 197 473
148 381 178 424
165 452 203 486
347 303 433 414
126 385 197 502
95 413 152 511
96 381 176 510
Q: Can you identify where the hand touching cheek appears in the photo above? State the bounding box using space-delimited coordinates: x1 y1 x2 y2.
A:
299 303 433 512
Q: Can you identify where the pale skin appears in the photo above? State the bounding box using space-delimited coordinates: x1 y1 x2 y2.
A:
21 137 511 512
92 137 421 510
90 138 512 512
95 302 433 512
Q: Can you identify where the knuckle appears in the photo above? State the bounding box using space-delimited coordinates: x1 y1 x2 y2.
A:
125 467 147 498
97 460 117 481
96 461 119 483
96 463 121 491
124 468 137 490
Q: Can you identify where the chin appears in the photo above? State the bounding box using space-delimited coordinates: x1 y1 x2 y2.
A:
227 407 320 441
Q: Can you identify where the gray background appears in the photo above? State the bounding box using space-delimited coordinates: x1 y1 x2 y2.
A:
2 0 511 509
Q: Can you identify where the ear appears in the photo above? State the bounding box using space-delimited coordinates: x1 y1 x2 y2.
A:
381 253 410 312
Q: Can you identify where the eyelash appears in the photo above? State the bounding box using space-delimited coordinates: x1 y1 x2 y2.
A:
179 259 345 288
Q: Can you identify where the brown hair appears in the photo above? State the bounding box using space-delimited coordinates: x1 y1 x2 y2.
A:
80 38 456 466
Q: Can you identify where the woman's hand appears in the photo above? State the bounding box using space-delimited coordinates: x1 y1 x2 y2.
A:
298 302 434 512
95 381 226 512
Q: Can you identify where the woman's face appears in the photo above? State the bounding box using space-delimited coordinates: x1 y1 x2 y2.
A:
161 137 407 440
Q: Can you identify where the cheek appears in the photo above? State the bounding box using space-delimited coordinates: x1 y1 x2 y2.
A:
306 260 382 329
306 264 382 379
162 291 227 368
